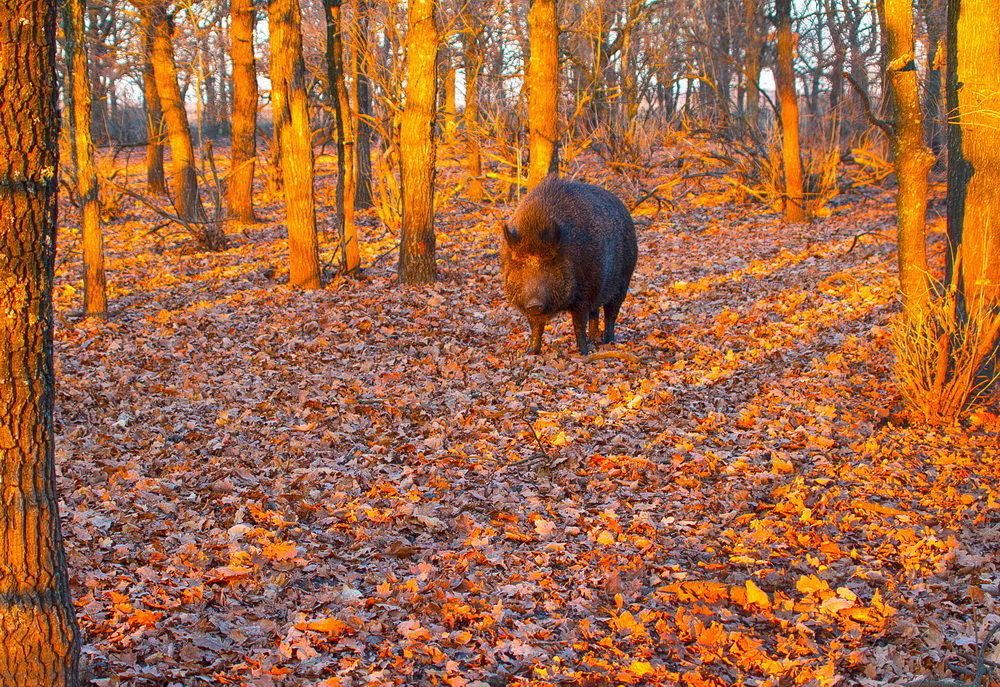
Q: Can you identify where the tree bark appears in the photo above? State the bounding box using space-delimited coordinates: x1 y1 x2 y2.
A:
354 0 374 210
774 0 808 222
268 0 320 289
145 1 209 225
0 2 82 683
323 0 360 275
140 8 166 195
398 0 438 284
64 0 107 317
227 0 259 224
461 3 484 202
946 0 1000 319
526 0 559 190
743 0 764 129
881 0 933 317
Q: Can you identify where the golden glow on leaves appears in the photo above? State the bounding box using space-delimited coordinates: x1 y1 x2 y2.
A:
50 150 994 686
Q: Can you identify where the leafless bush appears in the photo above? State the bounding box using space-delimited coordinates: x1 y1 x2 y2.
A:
892 283 1000 424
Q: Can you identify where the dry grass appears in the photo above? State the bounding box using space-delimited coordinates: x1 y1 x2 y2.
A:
892 289 1000 424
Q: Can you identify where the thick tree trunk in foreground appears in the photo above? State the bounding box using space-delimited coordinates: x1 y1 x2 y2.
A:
946 0 1000 320
227 0 259 224
882 0 933 317
269 0 320 289
526 0 559 190
0 2 82 684
64 0 107 316
774 0 808 222
397 0 438 284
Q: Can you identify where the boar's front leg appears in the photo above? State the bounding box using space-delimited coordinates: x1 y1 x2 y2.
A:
526 315 547 355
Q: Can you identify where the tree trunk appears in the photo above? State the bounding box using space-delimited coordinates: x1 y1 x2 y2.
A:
146 2 209 225
64 0 107 317
268 0 320 289
774 0 808 222
461 3 484 202
526 0 558 190
140 9 166 195
0 2 82 684
946 0 1000 319
881 0 934 317
227 0 259 223
354 0 374 210
743 0 764 130
323 0 360 275
398 0 438 284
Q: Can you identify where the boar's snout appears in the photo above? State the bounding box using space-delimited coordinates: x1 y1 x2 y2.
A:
524 301 546 315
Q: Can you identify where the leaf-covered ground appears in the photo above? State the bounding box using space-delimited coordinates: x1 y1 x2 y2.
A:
53 152 1000 686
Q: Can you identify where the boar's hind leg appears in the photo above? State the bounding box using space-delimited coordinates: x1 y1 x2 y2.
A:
602 297 625 344
571 308 592 355
526 316 546 355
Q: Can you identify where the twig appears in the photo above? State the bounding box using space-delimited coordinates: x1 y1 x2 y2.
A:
844 71 893 139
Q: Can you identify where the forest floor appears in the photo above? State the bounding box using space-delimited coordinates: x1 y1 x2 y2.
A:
53 147 1000 687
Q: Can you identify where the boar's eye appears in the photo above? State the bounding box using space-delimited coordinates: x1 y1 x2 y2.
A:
540 222 563 245
502 223 520 244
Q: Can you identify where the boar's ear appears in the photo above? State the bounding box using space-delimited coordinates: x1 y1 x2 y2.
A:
502 222 520 244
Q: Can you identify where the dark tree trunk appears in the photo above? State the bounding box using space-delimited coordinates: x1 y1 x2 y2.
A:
946 0 1000 319
323 0 360 274
0 2 82 683
140 9 166 195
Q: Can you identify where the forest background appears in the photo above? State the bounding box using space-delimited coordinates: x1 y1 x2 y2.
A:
3 0 1000 685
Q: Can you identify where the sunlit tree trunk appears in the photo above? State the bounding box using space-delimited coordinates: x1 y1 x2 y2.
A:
63 0 106 317
946 0 1000 320
398 0 438 284
227 0 259 223
526 0 558 190
0 2 82 684
145 1 208 224
140 9 165 195
881 0 933 317
268 0 320 289
323 0 360 275
774 0 808 222
461 3 484 202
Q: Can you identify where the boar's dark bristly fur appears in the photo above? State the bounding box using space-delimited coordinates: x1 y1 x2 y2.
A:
500 175 638 355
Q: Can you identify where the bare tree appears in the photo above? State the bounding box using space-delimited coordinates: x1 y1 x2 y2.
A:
774 0 807 222
398 0 439 284
269 0 321 289
881 0 933 316
144 2 210 225
227 0 259 223
63 0 107 316
323 0 360 275
526 0 559 189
